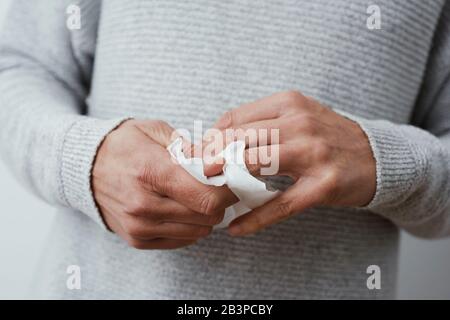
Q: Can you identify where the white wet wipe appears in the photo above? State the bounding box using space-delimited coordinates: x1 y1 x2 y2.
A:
167 137 280 228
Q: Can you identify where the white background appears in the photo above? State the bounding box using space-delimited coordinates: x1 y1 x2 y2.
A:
0 0 449 299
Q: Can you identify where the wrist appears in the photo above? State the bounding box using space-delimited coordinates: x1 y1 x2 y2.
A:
60 116 131 228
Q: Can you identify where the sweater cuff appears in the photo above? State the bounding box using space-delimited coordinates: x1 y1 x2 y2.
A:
60 117 131 229
335 110 422 213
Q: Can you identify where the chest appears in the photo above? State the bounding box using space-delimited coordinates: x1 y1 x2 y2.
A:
92 0 444 126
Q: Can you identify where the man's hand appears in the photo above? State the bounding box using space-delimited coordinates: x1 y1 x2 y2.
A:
205 91 376 236
92 120 237 249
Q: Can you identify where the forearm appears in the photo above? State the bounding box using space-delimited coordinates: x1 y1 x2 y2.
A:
337 2 450 238
0 64 89 204
0 56 128 222
0 0 127 226
345 114 450 238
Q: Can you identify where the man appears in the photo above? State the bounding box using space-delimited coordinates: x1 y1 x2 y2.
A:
0 0 449 299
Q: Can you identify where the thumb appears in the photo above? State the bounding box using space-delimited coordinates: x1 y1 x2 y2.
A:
180 141 225 177
227 178 323 236
203 157 225 177
135 120 178 147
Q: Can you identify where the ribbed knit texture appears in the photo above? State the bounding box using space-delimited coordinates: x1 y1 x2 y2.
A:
61 118 130 227
1 0 450 299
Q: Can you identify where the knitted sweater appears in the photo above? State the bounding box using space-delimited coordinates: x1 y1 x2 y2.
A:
1 0 450 299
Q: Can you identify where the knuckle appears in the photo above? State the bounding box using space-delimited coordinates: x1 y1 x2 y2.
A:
138 120 174 145
283 90 302 101
312 138 331 162
124 192 150 216
151 164 175 196
198 189 220 215
154 120 174 137
217 109 235 129
152 119 169 129
283 90 307 108
135 163 157 186
252 210 267 230
142 162 174 195
277 200 294 219
295 114 316 134
145 119 171 132
122 218 146 238
322 167 340 197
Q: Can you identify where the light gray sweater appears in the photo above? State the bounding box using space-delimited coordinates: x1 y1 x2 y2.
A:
1 0 450 299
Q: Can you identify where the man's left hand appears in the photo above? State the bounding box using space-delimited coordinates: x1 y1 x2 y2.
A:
205 91 376 236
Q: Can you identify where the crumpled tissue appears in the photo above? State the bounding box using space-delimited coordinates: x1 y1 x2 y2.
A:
167 137 280 229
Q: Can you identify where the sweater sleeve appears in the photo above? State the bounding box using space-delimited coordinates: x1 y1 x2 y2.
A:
340 3 450 239
0 0 128 228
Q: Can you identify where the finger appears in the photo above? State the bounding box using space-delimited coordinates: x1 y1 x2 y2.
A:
156 197 225 226
145 238 199 250
119 187 226 226
244 144 286 177
214 118 284 148
203 145 283 178
100 207 122 234
179 139 225 177
160 164 238 215
126 237 198 250
126 192 203 221
107 211 201 248
143 137 237 214
123 216 213 240
203 160 225 177
133 119 233 217
204 141 304 179
213 92 293 129
134 120 179 147
245 142 317 177
202 118 285 176
150 222 212 240
227 178 323 236
202 115 296 173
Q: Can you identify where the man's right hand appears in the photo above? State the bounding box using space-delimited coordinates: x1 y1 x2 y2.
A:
92 120 237 250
